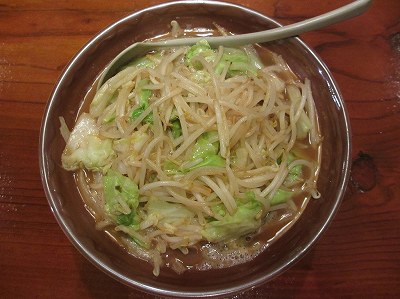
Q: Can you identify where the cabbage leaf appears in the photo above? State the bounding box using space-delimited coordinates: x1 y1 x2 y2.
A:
188 131 225 170
202 192 262 242
131 79 153 123
185 40 261 80
286 84 311 139
270 189 294 206
163 131 225 174
185 39 216 69
103 169 140 228
146 197 195 228
61 113 114 171
215 47 258 77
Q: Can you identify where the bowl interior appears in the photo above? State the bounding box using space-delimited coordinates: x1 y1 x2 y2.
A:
40 1 351 297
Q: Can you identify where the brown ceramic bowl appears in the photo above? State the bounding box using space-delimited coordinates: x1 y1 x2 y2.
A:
39 1 351 297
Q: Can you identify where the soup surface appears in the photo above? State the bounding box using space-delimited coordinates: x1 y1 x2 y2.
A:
60 22 321 276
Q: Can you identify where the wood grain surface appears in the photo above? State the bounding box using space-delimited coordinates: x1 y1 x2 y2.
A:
1 0 399 298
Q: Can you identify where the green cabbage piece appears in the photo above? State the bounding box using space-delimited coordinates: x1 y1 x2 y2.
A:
99 91 118 124
297 111 312 139
285 152 303 184
189 155 225 170
202 192 263 243
113 126 149 156
131 79 153 123
191 131 219 160
61 113 114 172
286 164 302 183
62 136 114 171
231 147 248 169
117 211 140 228
276 152 303 184
146 197 195 227
91 53 158 119
128 56 155 69
168 110 182 139
185 40 262 81
286 84 311 139
123 52 161 70
187 131 225 170
163 160 181 175
185 39 216 69
190 69 211 83
215 47 258 77
270 189 294 206
170 119 182 139
163 131 225 174
103 170 140 228
188 131 225 169
211 203 227 218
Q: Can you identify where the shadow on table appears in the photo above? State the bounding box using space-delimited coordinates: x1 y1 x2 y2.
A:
75 253 165 299
233 250 314 299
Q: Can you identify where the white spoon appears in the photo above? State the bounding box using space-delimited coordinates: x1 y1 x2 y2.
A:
98 0 372 87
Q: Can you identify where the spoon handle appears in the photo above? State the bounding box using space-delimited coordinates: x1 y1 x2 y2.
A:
147 0 372 48
98 0 372 87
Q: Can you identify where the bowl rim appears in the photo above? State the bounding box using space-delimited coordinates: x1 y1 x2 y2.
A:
39 0 352 297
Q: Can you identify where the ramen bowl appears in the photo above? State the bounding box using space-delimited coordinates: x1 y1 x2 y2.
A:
39 1 351 297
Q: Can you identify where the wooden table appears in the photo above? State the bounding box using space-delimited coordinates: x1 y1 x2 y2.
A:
1 0 399 298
